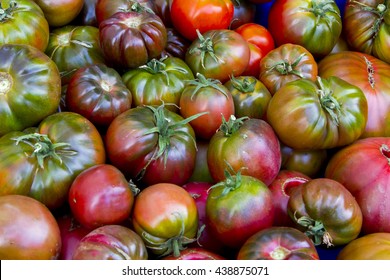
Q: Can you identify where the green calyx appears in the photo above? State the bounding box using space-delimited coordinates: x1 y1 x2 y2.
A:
230 75 256 93
186 73 230 100
120 1 155 14
218 114 249 137
316 77 342 126
208 163 245 199
12 132 77 169
189 30 224 69
0 1 17 22
294 212 334 247
266 53 306 77
139 58 170 84
303 0 340 25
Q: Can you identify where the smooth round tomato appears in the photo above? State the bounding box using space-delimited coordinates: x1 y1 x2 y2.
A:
0 43 61 137
72 225 148 260
34 0 84 27
68 164 135 230
0 195 61 260
163 247 225 260
132 183 199 257
170 0 234 41
237 226 319 260
159 28 191 60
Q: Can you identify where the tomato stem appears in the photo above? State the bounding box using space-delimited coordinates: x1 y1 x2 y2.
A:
0 72 12 94
270 246 291 260
266 53 306 78
0 1 17 22
294 212 333 247
218 115 248 136
229 75 256 93
316 77 341 126
186 73 229 99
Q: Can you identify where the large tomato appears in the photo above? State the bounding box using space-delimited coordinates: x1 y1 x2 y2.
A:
0 0 49 51
268 0 342 58
170 0 234 41
287 178 363 247
343 0 390 64
163 247 225 260
105 105 200 186
132 183 199 257
72 225 148 260
34 0 84 27
185 29 250 83
0 112 106 209
267 76 368 150
325 137 390 234
207 116 281 186
318 51 390 138
0 195 61 260
237 226 319 260
0 43 61 137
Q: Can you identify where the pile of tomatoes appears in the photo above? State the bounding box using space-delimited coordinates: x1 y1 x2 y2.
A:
1 0 390 261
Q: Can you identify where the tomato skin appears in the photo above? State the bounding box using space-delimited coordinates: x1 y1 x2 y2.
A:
207 117 281 186
267 76 368 150
0 195 61 260
185 29 250 83
73 225 148 260
0 0 49 51
337 233 390 260
268 0 342 58
318 51 390 138
170 0 234 41
325 137 390 234
187 141 214 183
153 0 174 27
159 28 191 60
287 178 363 247
34 0 84 27
163 247 225 260
0 44 61 137
237 226 319 260
68 164 135 230
132 183 198 257
76 0 99 27
234 23 275 57
0 112 106 210
230 0 257 29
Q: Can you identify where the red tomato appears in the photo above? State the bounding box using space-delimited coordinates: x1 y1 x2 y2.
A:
68 164 135 230
170 0 234 41
234 23 275 57
163 247 225 260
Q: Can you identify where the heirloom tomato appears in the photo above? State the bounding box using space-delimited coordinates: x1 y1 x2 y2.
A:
318 51 390 138
287 178 363 247
34 0 84 27
230 0 257 30
66 63 132 129
234 23 275 57
206 172 275 249
0 43 61 137
187 141 214 183
179 73 235 140
105 104 201 187
237 226 319 260
325 137 390 234
337 233 390 260
268 0 342 58
0 112 106 209
45 25 105 85
0 195 61 260
122 56 194 113
259 43 318 95
99 11 167 70
170 0 234 41
153 0 174 27
0 0 49 51
207 116 281 186
76 0 98 27
132 183 198 257
73 225 148 260
267 76 368 150
159 28 191 60
185 29 250 83
163 247 225 260
343 0 390 64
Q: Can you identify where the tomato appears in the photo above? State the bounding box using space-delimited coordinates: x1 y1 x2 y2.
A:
234 23 275 57
237 226 319 260
132 183 198 257
72 225 148 260
337 233 390 260
318 51 390 138
207 116 281 186
325 137 390 234
223 75 272 119
268 170 310 227
122 56 194 113
230 0 257 29
34 0 84 27
187 141 214 183
259 43 318 95
159 28 191 60
68 164 135 230
105 105 200 187
185 29 250 83
45 25 106 85
99 11 167 70
287 178 363 247
0 112 106 209
0 195 61 260
0 0 49 51
343 0 390 64
0 43 61 137
206 173 275 249
75 0 99 27
153 0 174 27
66 63 132 129
179 73 235 140
267 76 368 150
163 247 225 260
170 0 234 41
